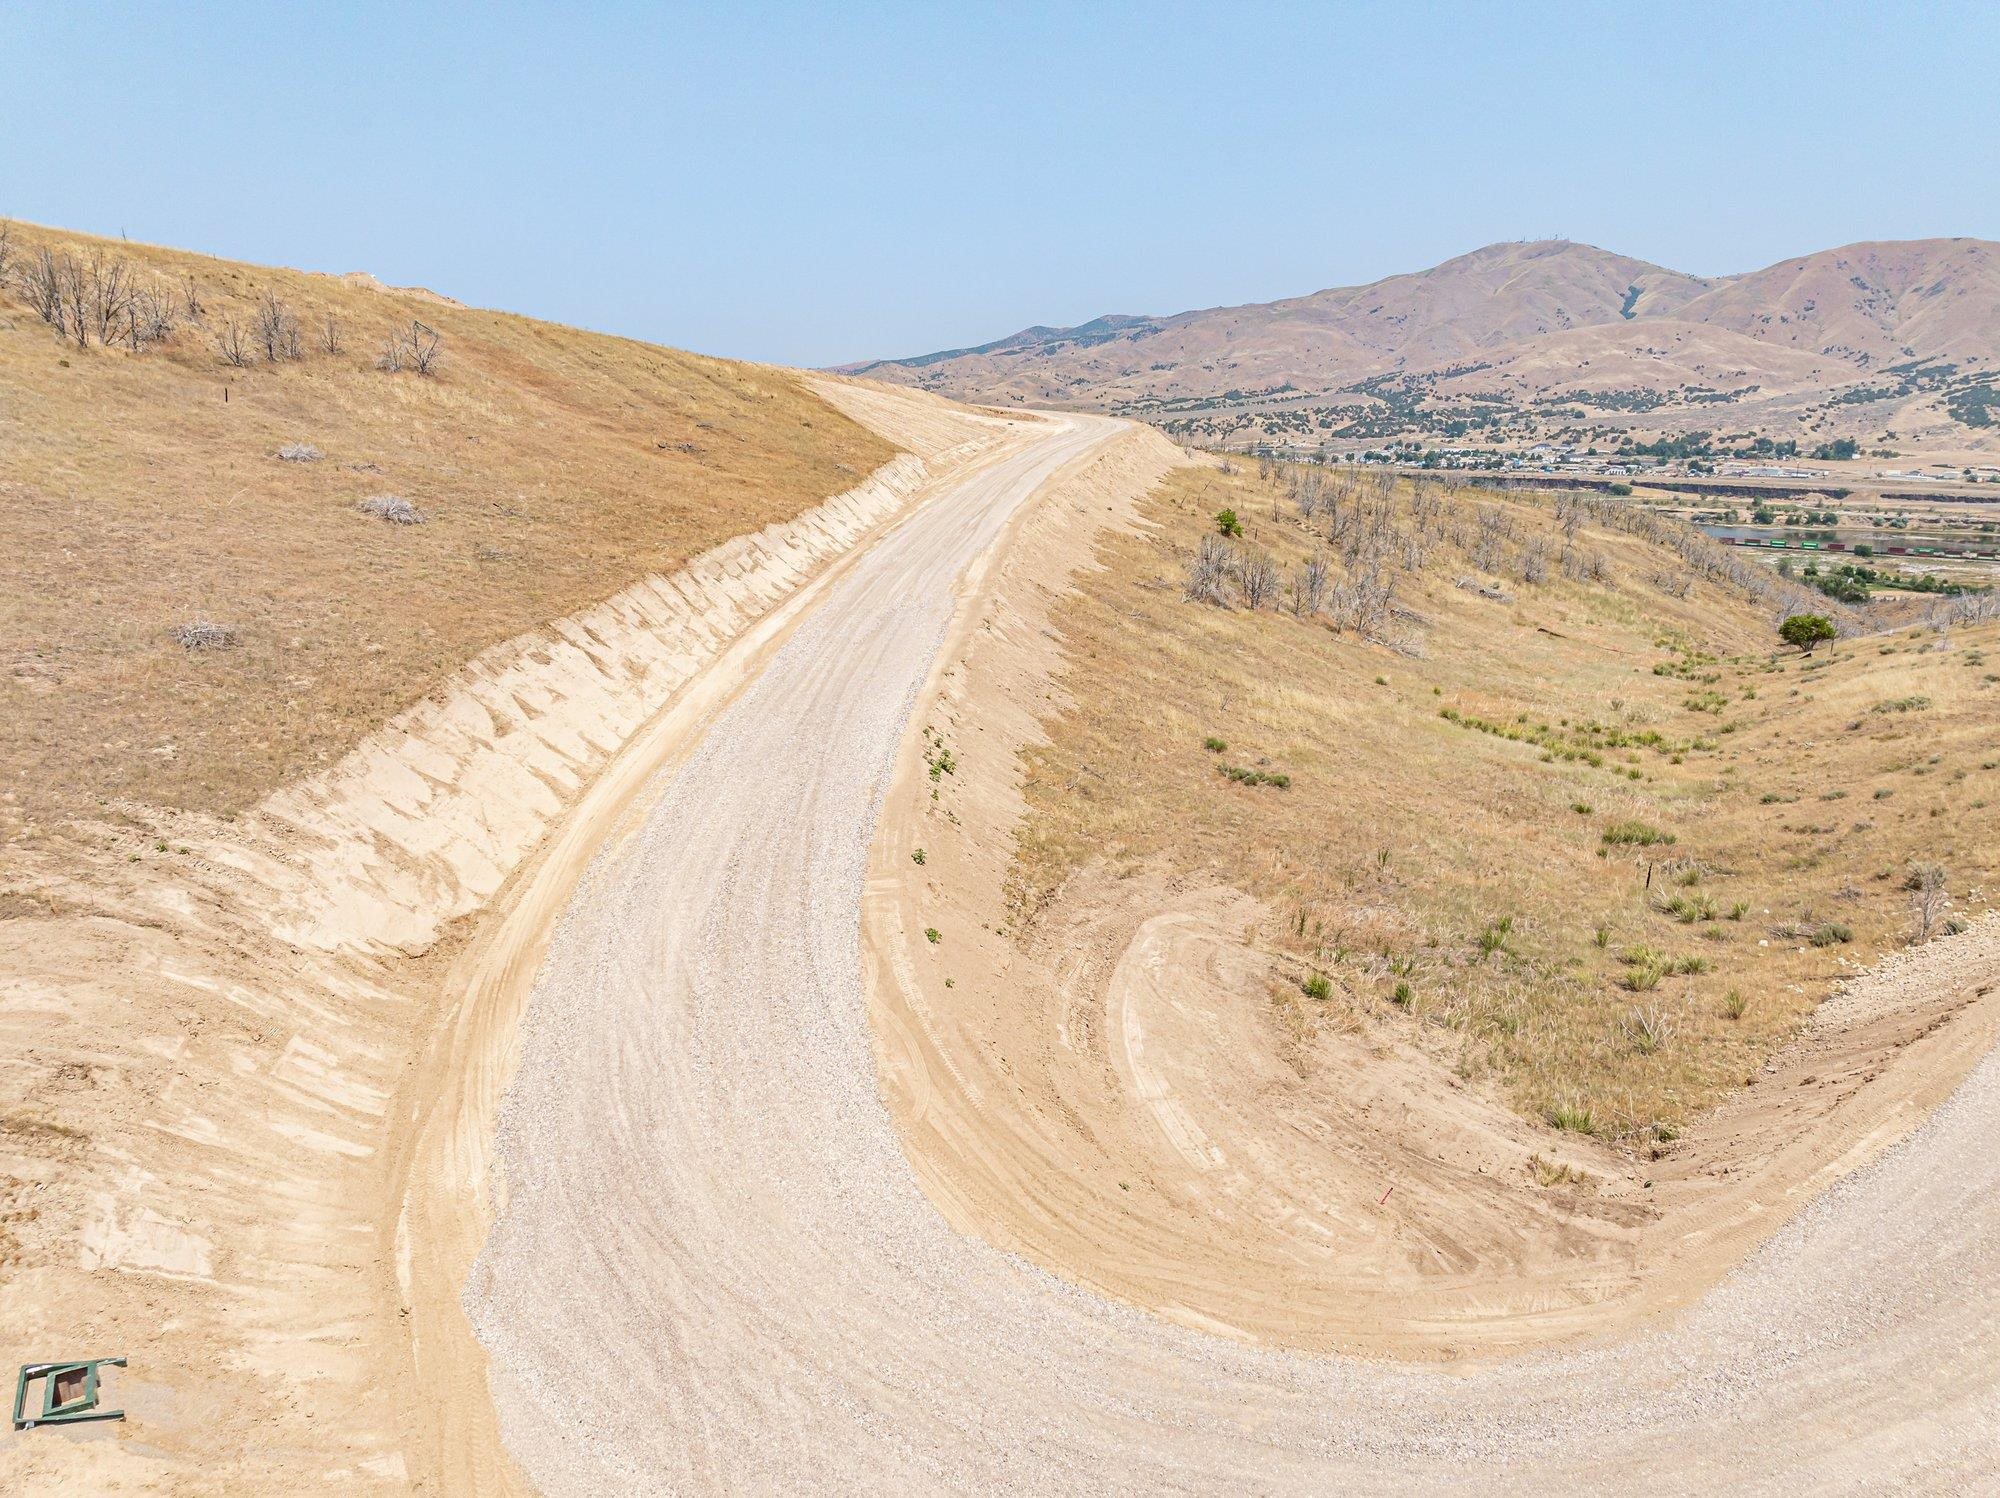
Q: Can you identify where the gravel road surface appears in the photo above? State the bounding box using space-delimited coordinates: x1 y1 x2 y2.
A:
469 415 1999 1494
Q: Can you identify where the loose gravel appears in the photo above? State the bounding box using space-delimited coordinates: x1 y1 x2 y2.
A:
467 417 2000 1495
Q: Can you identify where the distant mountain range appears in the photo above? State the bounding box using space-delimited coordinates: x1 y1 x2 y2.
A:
837 239 2000 456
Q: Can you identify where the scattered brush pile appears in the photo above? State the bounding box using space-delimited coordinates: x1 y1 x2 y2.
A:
357 494 424 525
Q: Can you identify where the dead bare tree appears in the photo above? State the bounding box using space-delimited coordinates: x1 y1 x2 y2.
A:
215 315 251 368
1290 552 1329 616
1183 534 1234 605
1470 506 1514 572
1520 537 1551 585
1907 862 1950 944
320 311 341 355
86 256 134 346
1235 551 1280 610
0 221 14 284
19 247 66 330
1294 468 1325 521
254 291 303 361
181 273 205 320
408 319 444 374
134 285 177 345
378 318 444 376
1330 558 1397 637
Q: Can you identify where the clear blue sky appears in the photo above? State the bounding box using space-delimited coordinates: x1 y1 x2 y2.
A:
6 3 1997 368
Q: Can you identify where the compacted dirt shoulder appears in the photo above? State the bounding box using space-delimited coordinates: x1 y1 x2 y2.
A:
863 444 2000 1361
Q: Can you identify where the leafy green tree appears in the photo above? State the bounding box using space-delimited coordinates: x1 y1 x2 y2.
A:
1780 613 1837 655
1214 508 1243 538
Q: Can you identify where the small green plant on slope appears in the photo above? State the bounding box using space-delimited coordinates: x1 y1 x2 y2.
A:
1548 1101 1596 1134
1218 763 1289 788
1214 508 1243 538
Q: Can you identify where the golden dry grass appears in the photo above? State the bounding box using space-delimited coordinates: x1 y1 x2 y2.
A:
1013 461 2000 1142
0 221 890 838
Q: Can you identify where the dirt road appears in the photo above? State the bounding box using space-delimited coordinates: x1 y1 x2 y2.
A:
466 413 1999 1493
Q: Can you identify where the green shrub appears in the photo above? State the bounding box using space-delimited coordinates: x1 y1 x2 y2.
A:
1779 613 1837 655
1218 763 1289 789
1214 508 1243 538
1603 820 1675 847
1809 921 1853 947
1392 981 1413 1006
1302 973 1332 1000
1665 893 1716 923
1722 989 1748 1020
1549 1102 1597 1134
1202 736 1227 752
924 927 941 944
911 848 926 865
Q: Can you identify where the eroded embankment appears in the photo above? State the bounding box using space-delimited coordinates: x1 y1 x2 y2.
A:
863 444 2000 1362
0 378 1017 1493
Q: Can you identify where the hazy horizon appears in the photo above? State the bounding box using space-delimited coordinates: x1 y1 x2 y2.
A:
7 1 1998 368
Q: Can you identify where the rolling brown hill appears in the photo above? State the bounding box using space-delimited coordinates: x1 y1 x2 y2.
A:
843 238 2000 456
1672 238 2000 367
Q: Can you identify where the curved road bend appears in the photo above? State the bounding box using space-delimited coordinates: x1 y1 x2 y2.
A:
468 414 2000 1494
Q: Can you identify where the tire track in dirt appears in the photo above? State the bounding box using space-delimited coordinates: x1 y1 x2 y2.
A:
466 413 2000 1493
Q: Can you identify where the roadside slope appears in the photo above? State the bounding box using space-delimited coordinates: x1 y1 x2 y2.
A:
0 226 1013 1494
0 219 889 839
865 454 2000 1356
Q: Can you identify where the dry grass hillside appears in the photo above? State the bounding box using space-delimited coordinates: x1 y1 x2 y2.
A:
844 237 2000 457
0 220 890 841
1010 460 2000 1140
846 241 1714 406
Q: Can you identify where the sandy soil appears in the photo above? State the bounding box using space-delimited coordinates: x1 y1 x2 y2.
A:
9 371 1993 1491
0 380 1014 1492
464 408 2000 1490
866 441 2000 1360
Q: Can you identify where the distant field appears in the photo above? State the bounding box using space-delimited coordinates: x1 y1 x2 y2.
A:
0 223 890 839
1012 461 2000 1139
